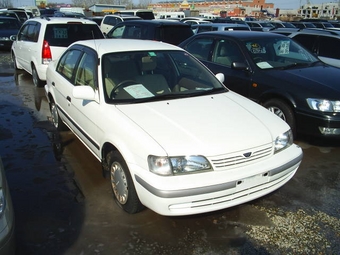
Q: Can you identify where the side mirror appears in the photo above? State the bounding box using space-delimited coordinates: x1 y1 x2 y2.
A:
232 61 249 71
10 35 17 41
215 73 225 83
73 86 95 100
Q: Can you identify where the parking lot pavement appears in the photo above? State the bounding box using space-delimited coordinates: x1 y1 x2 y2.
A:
0 51 339 255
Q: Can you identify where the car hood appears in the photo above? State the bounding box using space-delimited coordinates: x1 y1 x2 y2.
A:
117 92 285 156
269 64 340 96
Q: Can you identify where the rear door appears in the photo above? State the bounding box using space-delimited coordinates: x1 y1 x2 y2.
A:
14 21 40 72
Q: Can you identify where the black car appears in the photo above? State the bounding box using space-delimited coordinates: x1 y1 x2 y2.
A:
179 31 340 138
0 17 21 50
105 20 194 45
288 28 340 68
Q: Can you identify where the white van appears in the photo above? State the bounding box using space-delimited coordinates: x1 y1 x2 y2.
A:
155 12 185 19
59 7 84 15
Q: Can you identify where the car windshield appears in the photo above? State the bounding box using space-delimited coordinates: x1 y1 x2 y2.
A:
244 37 319 70
102 50 227 103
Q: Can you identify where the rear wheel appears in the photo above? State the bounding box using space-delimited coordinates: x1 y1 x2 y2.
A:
263 99 296 136
106 151 144 214
32 64 44 87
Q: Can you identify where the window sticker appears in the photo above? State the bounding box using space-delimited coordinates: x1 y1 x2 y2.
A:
257 62 273 69
250 43 266 54
123 84 154 98
148 52 157 57
53 28 68 39
278 41 290 55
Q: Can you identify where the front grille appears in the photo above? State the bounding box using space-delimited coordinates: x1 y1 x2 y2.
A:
209 144 272 170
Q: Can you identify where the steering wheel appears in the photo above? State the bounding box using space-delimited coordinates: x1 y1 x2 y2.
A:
253 57 264 63
110 80 137 99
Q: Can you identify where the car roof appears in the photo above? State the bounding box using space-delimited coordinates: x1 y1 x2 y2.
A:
72 39 182 56
194 23 248 27
120 19 190 26
104 14 141 19
289 28 340 36
190 31 286 39
24 16 98 25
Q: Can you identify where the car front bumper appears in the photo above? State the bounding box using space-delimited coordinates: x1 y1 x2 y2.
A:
133 144 303 216
296 110 340 137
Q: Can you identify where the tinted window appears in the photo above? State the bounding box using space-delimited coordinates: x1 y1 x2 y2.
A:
75 52 97 89
197 26 213 33
212 39 244 67
17 24 29 41
0 17 21 29
45 24 104 47
160 26 193 45
57 49 82 81
318 36 340 59
292 34 317 53
182 37 213 60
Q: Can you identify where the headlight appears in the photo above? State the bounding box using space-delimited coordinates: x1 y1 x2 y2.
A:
0 37 10 41
307 98 340 113
148 155 212 176
274 130 293 153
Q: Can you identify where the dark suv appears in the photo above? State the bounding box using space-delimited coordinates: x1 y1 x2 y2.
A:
105 20 194 45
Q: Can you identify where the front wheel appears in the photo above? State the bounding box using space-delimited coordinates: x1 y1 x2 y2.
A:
50 100 67 131
12 53 20 70
32 64 44 87
263 99 296 137
106 151 144 214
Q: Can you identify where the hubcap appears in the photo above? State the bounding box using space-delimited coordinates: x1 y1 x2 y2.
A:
32 68 38 86
268 106 286 121
110 162 128 204
51 104 59 128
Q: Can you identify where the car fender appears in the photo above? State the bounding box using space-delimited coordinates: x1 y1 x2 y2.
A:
259 88 297 109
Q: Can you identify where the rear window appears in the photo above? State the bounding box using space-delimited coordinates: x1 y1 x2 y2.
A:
160 26 194 45
45 23 104 47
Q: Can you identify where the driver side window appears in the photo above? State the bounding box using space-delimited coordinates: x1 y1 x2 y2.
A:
75 53 97 90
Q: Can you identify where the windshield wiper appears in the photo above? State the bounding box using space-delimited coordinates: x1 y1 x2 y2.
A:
281 62 310 70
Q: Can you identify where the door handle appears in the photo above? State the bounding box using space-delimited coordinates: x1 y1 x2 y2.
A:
66 96 71 102
52 82 55 86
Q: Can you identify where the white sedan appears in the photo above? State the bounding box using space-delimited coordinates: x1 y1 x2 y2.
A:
44 39 303 216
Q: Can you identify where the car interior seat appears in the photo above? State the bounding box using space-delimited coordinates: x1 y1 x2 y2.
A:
134 56 170 95
215 45 233 66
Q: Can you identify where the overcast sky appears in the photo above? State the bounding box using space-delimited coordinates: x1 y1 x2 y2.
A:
271 0 337 9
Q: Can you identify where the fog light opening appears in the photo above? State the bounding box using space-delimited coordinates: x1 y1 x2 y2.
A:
319 127 340 135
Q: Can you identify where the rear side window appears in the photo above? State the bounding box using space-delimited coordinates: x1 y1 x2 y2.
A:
160 26 194 45
45 24 104 47
292 34 317 53
57 49 82 81
318 36 340 59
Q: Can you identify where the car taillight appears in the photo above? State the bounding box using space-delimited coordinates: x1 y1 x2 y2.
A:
42 40 52 64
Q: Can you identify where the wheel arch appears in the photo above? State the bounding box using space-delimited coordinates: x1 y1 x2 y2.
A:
259 90 297 110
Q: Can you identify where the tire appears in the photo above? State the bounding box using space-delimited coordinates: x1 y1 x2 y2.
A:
263 99 296 136
106 151 144 214
32 64 44 87
12 53 20 70
50 100 67 131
